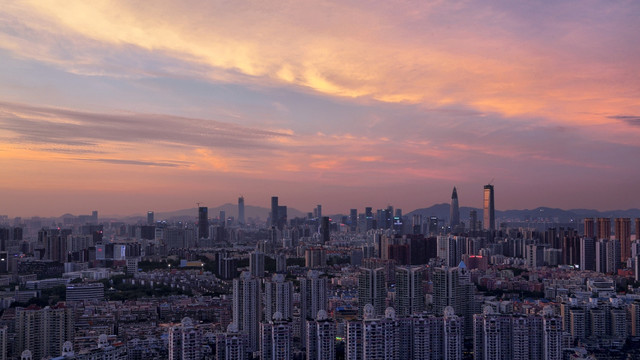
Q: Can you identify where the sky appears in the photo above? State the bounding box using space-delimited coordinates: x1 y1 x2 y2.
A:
1 1 639 217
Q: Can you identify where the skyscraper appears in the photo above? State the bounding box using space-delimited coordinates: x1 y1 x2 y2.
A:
216 324 248 360
15 304 74 360
470 210 478 236
584 218 595 238
260 312 292 360
395 265 425 317
233 272 262 352
443 306 463 360
299 270 328 348
450 187 460 228
306 310 336 360
238 196 245 225
147 211 154 225
198 207 209 239
321 216 330 244
597 218 611 240
316 205 322 220
271 196 279 228
358 267 386 317
615 218 631 262
250 251 265 278
169 317 202 360
350 209 357 232
299 270 328 321
264 274 293 321
483 184 495 231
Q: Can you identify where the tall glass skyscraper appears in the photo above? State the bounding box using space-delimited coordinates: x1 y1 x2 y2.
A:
450 187 460 227
483 185 495 231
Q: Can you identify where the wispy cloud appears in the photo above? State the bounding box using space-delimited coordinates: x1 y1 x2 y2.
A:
74 158 190 167
609 115 640 126
0 101 290 150
1 1 638 127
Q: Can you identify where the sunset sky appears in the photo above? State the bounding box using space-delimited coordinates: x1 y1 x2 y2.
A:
1 1 639 217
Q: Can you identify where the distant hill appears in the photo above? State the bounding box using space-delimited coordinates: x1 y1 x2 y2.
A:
406 204 640 223
153 203 306 222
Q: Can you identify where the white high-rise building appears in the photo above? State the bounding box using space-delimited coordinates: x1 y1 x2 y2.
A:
300 269 329 348
346 305 398 360
250 251 265 277
542 307 562 360
395 266 425 317
215 324 248 360
358 267 386 318
169 317 201 360
410 313 442 360
233 272 261 352
362 306 398 360
300 270 328 320
264 273 293 321
346 319 364 360
306 310 336 360
432 263 475 337
15 304 74 360
443 307 463 360
260 312 292 360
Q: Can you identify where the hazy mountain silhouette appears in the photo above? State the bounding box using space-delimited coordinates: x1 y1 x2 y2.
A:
406 204 640 223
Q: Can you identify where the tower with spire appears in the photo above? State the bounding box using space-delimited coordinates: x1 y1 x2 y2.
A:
450 187 460 228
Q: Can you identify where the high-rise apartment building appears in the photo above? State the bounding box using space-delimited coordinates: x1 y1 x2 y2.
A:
15 304 74 360
358 267 386 318
216 324 248 360
233 272 261 352
432 264 475 337
250 251 265 278
198 207 209 239
584 218 595 238
395 266 425 317
260 313 292 360
169 317 201 360
580 237 596 271
450 187 460 228
615 218 631 261
300 270 329 347
473 306 562 360
597 218 611 240
306 310 336 360
483 185 495 231
264 274 293 321
443 306 464 360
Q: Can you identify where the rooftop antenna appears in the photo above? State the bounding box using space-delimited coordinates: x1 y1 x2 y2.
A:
488 178 494 185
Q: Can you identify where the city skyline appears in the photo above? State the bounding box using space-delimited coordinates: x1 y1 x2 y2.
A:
1 1 639 217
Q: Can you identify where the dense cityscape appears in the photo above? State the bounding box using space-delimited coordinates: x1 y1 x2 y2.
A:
2 1 639 360
1 185 639 359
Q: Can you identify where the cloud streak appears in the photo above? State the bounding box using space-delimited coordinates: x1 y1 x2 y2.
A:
1 1 638 128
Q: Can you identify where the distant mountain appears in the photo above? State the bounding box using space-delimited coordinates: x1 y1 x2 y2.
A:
153 203 306 222
406 204 640 223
